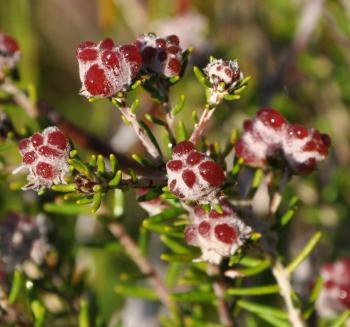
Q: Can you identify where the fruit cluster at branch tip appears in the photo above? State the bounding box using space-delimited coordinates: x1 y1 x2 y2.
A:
166 141 225 203
13 127 70 191
184 199 252 264
235 108 331 174
76 38 142 98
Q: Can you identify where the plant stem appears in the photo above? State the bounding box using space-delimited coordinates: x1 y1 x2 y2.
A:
108 222 177 314
162 101 176 145
113 99 163 165
271 259 305 327
207 264 234 327
190 108 216 144
0 78 38 118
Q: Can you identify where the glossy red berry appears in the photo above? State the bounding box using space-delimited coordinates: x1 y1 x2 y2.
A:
214 224 237 244
3 35 19 53
257 108 286 129
31 133 44 148
288 124 309 139
167 160 183 171
101 50 120 69
23 151 37 164
18 139 30 153
77 48 98 62
182 170 196 188
38 146 61 158
99 38 114 50
166 35 180 45
198 221 211 236
47 130 68 150
172 141 195 156
199 161 225 187
186 152 204 165
84 64 112 97
36 162 55 179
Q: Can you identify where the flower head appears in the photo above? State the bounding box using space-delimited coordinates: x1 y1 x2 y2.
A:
136 33 183 78
166 141 225 203
13 126 70 191
76 38 142 98
0 213 50 271
316 258 350 318
235 108 331 174
0 32 20 76
184 199 252 264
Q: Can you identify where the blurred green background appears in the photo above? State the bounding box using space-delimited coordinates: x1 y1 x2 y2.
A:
1 0 350 325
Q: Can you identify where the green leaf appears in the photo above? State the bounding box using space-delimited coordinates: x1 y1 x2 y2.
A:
330 310 350 327
193 66 209 87
91 188 103 213
31 300 46 327
137 186 163 202
97 154 106 175
237 300 289 320
79 299 89 327
172 291 215 303
51 183 76 192
8 270 23 304
160 253 198 262
143 207 186 225
130 98 140 114
139 120 163 158
287 231 322 274
113 189 124 217
138 226 150 256
176 120 188 142
226 284 279 296
44 202 91 215
68 158 92 179
234 260 271 276
145 113 167 127
109 170 122 186
114 285 158 301
109 154 119 174
257 314 291 327
303 276 323 319
165 262 182 288
132 153 156 168
171 94 186 116
223 94 240 101
160 235 190 254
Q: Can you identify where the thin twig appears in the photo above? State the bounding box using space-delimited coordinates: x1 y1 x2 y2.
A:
207 264 234 327
108 222 176 313
0 78 38 118
114 100 163 165
271 259 305 327
189 108 216 144
162 101 176 145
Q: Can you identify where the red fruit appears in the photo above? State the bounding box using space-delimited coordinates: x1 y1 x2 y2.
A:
166 58 181 76
186 152 204 166
288 124 309 139
166 35 180 45
209 209 227 219
47 130 68 150
3 35 19 53
141 46 157 63
167 160 183 171
172 141 195 156
18 138 30 153
36 162 55 179
155 38 166 48
339 285 350 308
182 170 196 188
198 221 211 236
99 38 114 50
243 119 253 132
31 133 44 148
321 133 332 147
303 141 317 152
157 50 167 62
38 146 61 158
119 44 142 77
77 41 96 51
257 108 286 129
23 151 37 164
101 49 120 69
194 207 206 217
214 224 237 244
198 161 225 187
169 179 176 192
184 225 197 244
84 64 112 97
77 48 98 62
297 158 316 174
167 46 180 54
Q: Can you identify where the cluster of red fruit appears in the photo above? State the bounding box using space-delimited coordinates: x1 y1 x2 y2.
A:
204 59 242 89
166 141 225 203
316 258 350 318
76 38 142 98
14 127 70 191
184 199 251 264
76 33 183 98
235 108 331 174
136 33 182 78
0 32 20 75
